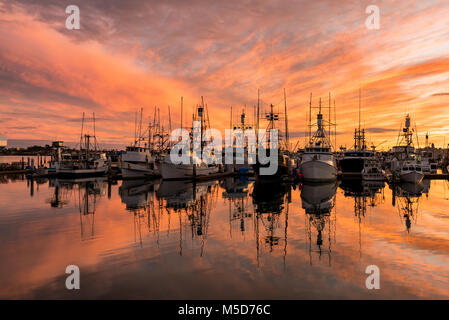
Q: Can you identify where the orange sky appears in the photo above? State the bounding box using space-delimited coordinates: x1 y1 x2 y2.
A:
1 0 449 150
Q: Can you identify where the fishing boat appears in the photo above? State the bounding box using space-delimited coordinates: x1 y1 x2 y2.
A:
56 114 108 177
397 161 424 183
56 142 108 177
226 108 255 175
159 154 219 180
252 90 291 180
119 179 159 211
121 146 157 179
301 96 337 182
339 90 378 177
362 158 385 181
121 108 171 179
390 114 424 183
159 97 219 180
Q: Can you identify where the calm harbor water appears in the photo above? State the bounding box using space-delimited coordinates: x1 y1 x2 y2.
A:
0 175 448 299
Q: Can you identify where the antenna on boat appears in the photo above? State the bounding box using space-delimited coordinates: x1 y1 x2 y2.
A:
334 99 337 151
284 88 289 150
139 107 143 146
180 97 183 131
80 112 85 150
328 92 331 147
257 88 260 134
205 102 211 129
201 96 206 158
309 93 312 140
253 103 256 131
415 122 420 149
230 105 233 129
93 112 97 151
168 105 172 133
305 109 308 147
134 110 137 146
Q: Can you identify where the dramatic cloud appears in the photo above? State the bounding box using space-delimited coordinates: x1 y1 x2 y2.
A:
1 0 449 149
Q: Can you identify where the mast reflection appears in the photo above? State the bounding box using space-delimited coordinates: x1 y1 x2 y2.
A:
251 180 290 267
392 180 429 233
119 179 159 245
301 182 337 266
221 177 253 237
49 178 108 239
340 180 384 257
156 180 218 256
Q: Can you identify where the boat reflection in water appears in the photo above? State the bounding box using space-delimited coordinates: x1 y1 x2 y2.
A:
119 179 160 245
156 179 218 256
301 182 337 265
119 179 159 211
340 180 385 257
48 177 108 239
340 180 385 216
221 177 253 235
251 180 291 266
5 173 449 299
392 179 430 233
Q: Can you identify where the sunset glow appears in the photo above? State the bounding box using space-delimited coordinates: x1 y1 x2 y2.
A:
1 0 449 149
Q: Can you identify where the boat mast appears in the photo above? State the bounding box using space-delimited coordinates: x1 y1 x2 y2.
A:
309 93 312 141
200 96 205 159
138 108 143 147
256 89 260 144
328 92 331 148
284 88 289 151
134 110 137 147
334 99 337 151
168 105 172 134
93 112 97 151
180 96 183 131
354 88 365 151
80 112 85 151
230 106 233 129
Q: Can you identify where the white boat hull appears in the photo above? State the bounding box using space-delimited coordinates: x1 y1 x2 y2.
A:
301 160 337 182
121 162 158 179
159 162 219 180
400 171 424 183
